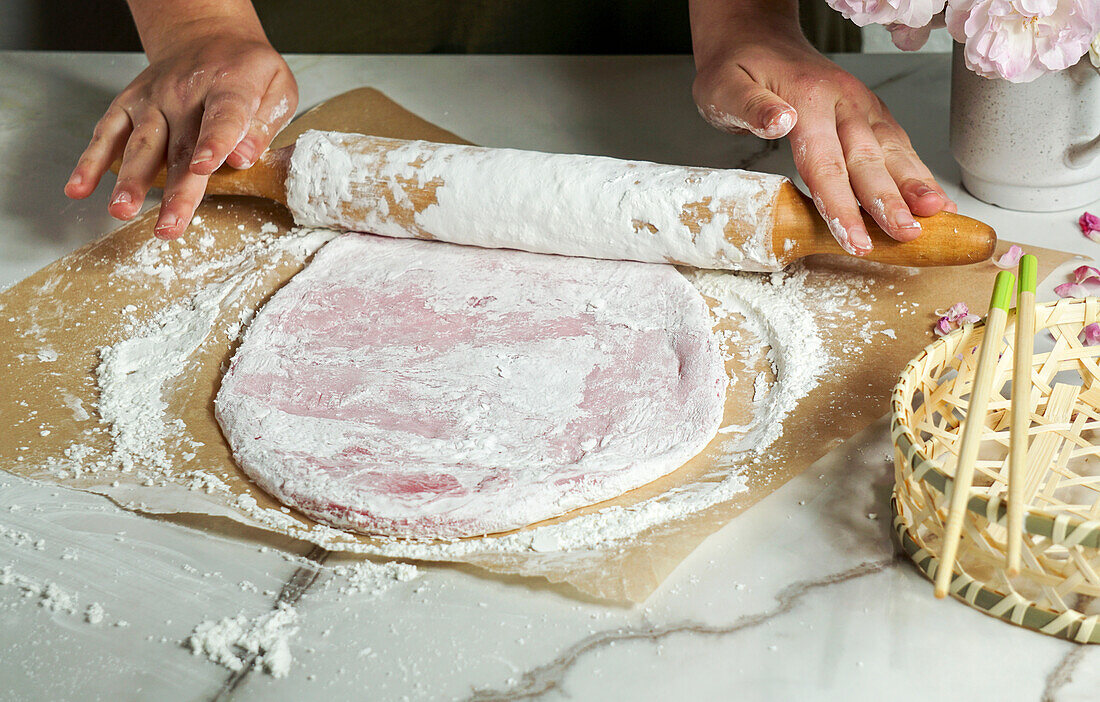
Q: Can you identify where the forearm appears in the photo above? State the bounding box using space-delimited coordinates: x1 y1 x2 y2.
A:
689 0 802 67
125 0 267 62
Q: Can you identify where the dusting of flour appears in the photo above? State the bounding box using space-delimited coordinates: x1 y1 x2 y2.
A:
71 222 880 574
186 559 419 678
187 602 299 678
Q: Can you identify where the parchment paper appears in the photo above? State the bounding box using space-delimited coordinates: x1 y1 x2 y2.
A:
0 88 1076 602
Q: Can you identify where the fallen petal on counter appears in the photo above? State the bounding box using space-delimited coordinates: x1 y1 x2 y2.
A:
934 302 981 336
993 245 1024 269
1074 265 1100 284
1055 282 1090 299
1080 212 1100 241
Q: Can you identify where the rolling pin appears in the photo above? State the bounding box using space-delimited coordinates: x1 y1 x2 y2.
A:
130 130 996 271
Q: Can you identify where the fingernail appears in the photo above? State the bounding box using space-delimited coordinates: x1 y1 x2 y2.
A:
190 148 214 165
68 172 83 186
111 191 131 206
825 218 863 256
155 213 179 235
232 143 255 166
849 225 873 253
762 108 795 138
896 212 922 231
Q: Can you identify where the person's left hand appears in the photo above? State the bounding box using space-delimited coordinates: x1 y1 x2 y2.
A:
692 22 956 255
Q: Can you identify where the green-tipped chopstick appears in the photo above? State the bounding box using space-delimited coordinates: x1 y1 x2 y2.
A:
935 270 1016 598
1007 255 1038 576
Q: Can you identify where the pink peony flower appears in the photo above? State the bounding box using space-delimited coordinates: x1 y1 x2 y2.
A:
993 244 1025 268
1080 212 1100 241
887 12 949 49
946 0 1100 83
827 0 948 27
1080 322 1100 346
1091 32 1100 67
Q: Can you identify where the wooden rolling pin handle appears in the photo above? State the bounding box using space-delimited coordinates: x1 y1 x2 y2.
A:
109 147 291 204
772 184 997 268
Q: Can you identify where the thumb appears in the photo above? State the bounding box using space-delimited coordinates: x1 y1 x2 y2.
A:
696 71 797 140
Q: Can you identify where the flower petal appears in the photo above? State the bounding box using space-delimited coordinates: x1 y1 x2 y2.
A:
1080 323 1100 346
946 302 971 320
1074 265 1100 284
993 244 1024 269
1080 212 1100 236
1055 282 1091 299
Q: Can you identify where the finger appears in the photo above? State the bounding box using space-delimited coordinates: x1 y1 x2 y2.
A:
697 66 797 139
790 119 873 255
190 86 260 175
65 105 132 199
109 110 169 220
872 120 957 217
225 76 297 170
836 115 922 242
156 131 209 240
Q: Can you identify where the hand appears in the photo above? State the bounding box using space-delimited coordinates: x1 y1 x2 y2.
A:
64 25 297 240
691 8 956 255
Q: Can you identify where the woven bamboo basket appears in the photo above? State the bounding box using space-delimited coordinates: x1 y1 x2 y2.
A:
891 297 1100 643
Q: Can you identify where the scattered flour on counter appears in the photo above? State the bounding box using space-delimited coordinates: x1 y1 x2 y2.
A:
39 582 76 613
85 602 106 624
321 560 419 597
187 602 299 678
0 565 79 615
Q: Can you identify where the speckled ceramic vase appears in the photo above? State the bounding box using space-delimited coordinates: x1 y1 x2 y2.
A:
950 44 1100 212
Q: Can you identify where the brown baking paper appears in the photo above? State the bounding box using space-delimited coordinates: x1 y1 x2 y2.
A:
0 88 1077 603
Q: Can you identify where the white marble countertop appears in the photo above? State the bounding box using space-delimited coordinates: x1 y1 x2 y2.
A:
1 51 1098 701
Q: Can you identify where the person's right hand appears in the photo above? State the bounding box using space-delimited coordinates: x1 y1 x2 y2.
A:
64 28 297 240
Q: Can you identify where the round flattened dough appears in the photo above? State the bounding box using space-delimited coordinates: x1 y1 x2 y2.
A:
215 233 727 539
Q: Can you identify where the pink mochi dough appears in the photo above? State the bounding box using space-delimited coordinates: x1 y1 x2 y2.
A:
215 233 728 539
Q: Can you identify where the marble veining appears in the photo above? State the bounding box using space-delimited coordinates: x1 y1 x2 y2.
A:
465 559 898 701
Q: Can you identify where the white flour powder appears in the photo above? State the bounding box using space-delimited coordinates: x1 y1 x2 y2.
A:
57 225 338 490
80 228 880 560
185 560 418 678
73 219 882 577
187 602 299 678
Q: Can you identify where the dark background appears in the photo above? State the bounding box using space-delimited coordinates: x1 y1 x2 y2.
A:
14 1 858 54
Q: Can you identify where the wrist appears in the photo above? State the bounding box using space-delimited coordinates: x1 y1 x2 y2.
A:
690 0 806 69
126 0 268 62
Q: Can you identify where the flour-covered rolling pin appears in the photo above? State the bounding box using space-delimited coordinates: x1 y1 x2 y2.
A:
131 129 996 271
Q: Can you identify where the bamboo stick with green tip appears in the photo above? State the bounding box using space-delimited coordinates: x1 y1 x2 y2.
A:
935 270 1016 599
1007 255 1038 576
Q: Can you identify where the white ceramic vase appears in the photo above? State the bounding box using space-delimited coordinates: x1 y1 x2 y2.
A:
950 44 1100 212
